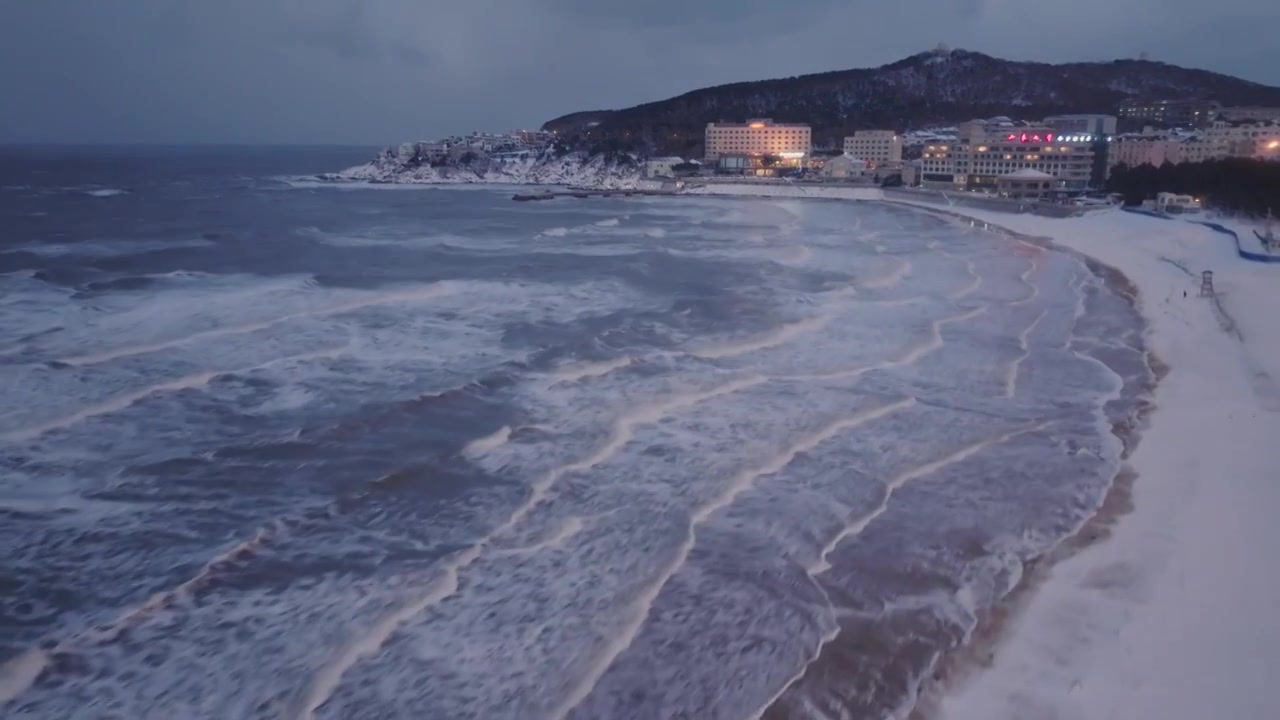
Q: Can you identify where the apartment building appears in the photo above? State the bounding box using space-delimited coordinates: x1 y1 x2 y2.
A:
842 130 902 165
1118 98 1219 128
919 120 1096 191
1202 120 1280 160
704 119 811 174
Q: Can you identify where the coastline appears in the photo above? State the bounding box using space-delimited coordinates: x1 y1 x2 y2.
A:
298 175 1280 717
884 199 1280 719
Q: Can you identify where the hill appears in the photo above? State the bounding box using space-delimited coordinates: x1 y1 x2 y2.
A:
542 48 1280 157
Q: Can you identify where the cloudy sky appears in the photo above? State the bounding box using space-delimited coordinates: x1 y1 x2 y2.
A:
2 0 1277 144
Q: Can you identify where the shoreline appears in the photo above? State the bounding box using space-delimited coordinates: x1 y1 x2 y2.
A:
885 199 1280 719
882 204 1165 719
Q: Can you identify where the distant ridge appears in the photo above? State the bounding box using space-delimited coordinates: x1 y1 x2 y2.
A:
542 49 1280 156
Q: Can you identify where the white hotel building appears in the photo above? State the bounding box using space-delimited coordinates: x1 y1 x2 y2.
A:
919 120 1096 191
842 130 902 166
705 119 811 175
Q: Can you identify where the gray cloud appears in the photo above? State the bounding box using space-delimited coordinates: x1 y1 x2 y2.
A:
1 0 1277 144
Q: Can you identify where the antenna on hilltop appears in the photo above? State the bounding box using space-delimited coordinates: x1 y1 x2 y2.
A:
1139 50 1151 61
935 42 951 55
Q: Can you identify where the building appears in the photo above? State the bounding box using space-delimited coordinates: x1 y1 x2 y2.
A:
1216 107 1280 123
919 119 1096 192
823 155 867 179
704 119 811 175
1155 192 1202 214
1044 114 1118 136
842 130 902 166
997 168 1056 199
1108 131 1181 170
644 157 683 178
1201 120 1280 160
1118 98 1219 128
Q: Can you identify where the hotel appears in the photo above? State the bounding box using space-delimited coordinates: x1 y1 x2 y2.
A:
919 120 1097 192
705 119 811 175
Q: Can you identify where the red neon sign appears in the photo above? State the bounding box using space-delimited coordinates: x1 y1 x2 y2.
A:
1006 133 1017 141
1019 133 1029 143
1046 133 1055 142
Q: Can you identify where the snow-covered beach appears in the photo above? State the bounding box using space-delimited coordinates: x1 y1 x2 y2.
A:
882 200 1280 720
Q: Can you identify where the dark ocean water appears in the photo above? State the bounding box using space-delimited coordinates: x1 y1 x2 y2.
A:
0 146 1149 719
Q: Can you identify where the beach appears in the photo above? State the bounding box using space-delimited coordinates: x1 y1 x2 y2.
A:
887 201 1280 719
3 151 1275 718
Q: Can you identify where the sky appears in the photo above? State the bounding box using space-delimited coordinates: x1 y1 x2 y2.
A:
2 0 1278 145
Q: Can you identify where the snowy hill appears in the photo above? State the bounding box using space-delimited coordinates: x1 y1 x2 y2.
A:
543 48 1280 156
324 148 645 188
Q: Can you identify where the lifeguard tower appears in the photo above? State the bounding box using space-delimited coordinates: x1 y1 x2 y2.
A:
1200 270 1215 297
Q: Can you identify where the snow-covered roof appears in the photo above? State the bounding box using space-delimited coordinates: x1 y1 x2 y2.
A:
647 156 684 163
1001 168 1055 179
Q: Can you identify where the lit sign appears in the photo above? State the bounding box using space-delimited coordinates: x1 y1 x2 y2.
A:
778 152 806 158
1045 133 1054 142
749 123 765 128
1020 133 1029 143
1006 133 1017 141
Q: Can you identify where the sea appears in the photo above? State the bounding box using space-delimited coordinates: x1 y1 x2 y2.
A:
0 146 1151 719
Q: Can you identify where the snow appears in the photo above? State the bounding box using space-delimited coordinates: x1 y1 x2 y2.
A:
324 151 651 189
877 202 1280 720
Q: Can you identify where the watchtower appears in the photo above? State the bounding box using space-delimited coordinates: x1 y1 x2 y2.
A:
1199 270 1215 297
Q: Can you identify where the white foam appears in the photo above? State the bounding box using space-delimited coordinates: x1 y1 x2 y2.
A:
538 227 570 238
1005 310 1048 398
463 426 512 456
644 228 667 239
0 649 49 706
543 396 918 720
1011 258 1041 305
83 188 129 197
551 356 634 383
694 315 829 360
594 218 621 227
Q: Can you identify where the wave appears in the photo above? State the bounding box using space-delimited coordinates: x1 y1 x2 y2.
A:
294 374 767 718
543 396 919 720
1 237 214 259
861 256 912 289
57 283 450 367
594 218 621 227
0 519 282 706
950 261 982 299
538 227 570 238
83 188 130 198
779 305 987 383
3 344 347 443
